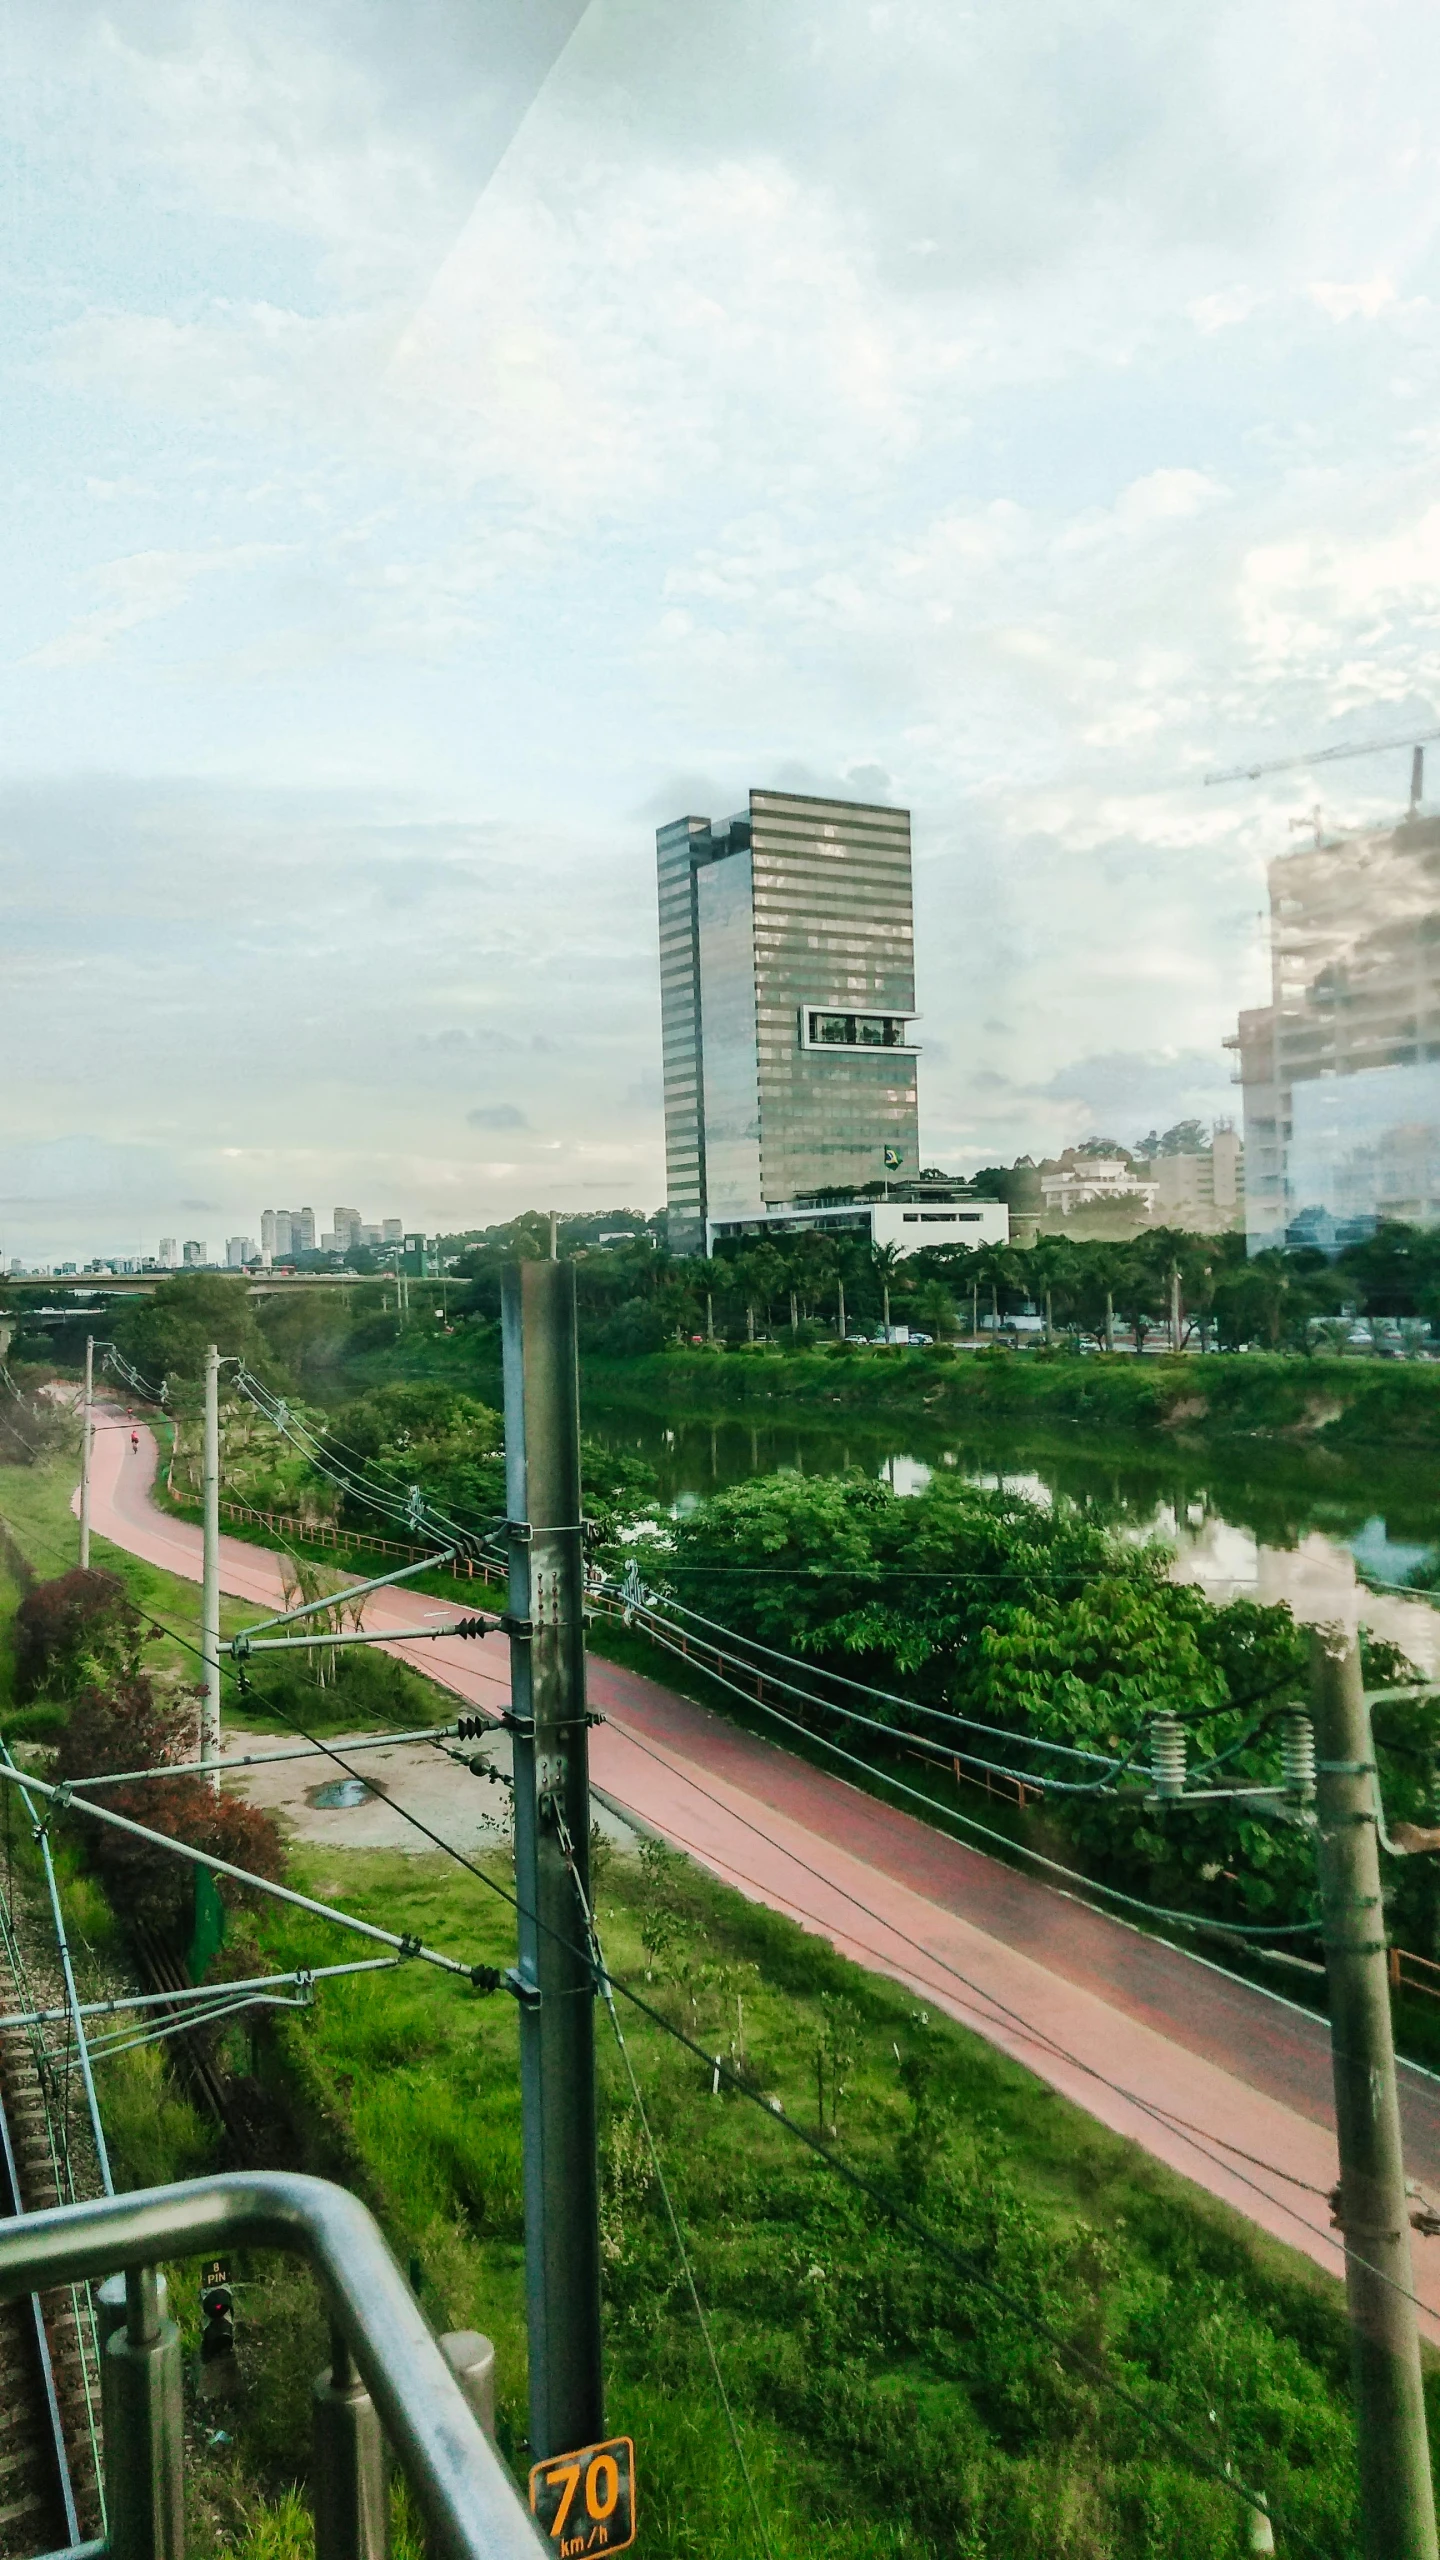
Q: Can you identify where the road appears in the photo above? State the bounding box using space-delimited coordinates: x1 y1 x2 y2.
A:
82 1413 1440 2333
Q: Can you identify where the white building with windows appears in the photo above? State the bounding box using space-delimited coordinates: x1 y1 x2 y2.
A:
707 1196 1008 1258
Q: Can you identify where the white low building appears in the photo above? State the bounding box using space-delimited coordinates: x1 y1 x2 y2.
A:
707 1197 1009 1257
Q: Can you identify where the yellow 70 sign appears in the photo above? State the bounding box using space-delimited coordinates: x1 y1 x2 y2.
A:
528 2436 636 2557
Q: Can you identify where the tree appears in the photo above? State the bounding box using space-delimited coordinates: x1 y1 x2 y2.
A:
1022 1237 1080 1344
870 1242 908 1341
115 1274 268 1393
57 1672 284 1936
1113 1241 1165 1354
13 1569 143 1702
974 1242 1022 1333
1071 1243 1129 1352
913 1279 958 1341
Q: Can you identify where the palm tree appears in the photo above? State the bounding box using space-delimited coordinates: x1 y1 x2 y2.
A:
871 1241 906 1342
914 1278 957 1341
974 1242 1020 1335
1023 1236 1079 1345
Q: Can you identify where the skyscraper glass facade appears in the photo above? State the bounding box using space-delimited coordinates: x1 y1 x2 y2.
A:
1233 812 1440 1250
657 788 920 1253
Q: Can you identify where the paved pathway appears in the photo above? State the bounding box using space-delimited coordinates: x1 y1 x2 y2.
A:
81 1413 1440 2332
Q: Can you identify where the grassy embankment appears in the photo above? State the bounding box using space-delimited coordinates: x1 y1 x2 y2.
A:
248 1837 1380 2558
579 1343 1440 1450
307 1319 1440 1481
0 1441 1415 2555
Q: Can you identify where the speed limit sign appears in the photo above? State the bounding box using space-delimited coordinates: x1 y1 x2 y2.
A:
528 2436 636 2555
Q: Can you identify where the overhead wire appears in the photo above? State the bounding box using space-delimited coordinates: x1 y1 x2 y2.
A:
554 1801 774 2560
594 1713 1390 2261
2 1477 1305 2542
623 1605 1323 1940
626 1581 1125 1767
2 1410 1324 1954
0 1430 1358 2543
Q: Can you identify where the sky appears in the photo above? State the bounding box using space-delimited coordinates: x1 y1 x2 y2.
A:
4 0 1440 1259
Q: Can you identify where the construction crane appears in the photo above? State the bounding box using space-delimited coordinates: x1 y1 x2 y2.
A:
1204 726 1440 815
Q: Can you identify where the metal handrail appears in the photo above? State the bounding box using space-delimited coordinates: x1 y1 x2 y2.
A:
0 2172 544 2560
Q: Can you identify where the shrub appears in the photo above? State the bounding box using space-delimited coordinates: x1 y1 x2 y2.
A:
56 1674 285 1937
13 1568 142 1701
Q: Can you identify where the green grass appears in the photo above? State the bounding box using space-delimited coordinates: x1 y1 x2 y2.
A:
232 1837 1386 2556
0 1447 463 1741
578 1343 1440 1453
0 1440 1419 2551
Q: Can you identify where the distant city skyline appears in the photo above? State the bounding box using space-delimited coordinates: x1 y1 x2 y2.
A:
4 3 1439 1256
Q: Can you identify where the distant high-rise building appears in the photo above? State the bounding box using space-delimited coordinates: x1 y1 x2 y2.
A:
182 1241 205 1268
333 1206 361 1252
226 1237 256 1268
656 788 920 1254
272 1211 293 1257
158 1237 178 1268
1228 808 1440 1251
382 1217 402 1243
260 1210 277 1256
294 1206 316 1253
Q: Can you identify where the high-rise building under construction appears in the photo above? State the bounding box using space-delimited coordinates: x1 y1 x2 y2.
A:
1229 808 1440 1250
656 787 920 1255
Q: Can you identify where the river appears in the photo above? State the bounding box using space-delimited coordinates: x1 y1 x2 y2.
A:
582 1393 1440 1674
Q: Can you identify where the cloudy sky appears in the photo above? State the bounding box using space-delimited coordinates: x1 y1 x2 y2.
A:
4 0 1439 1258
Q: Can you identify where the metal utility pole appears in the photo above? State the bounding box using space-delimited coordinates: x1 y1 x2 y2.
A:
1312 1625 1438 2560
201 1345 222 1788
1170 1264 1182 1355
502 1258 603 2463
78 1335 93 1569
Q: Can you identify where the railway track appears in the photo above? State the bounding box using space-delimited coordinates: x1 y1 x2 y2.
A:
0 1934 103 2559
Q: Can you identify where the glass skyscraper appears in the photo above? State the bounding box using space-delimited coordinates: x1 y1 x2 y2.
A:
1230 810 1440 1250
657 788 920 1254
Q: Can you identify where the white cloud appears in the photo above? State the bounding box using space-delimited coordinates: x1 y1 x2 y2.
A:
25 543 287 669
8 0 1440 1245
1309 274 1398 321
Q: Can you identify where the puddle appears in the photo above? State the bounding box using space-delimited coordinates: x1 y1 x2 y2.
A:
308 1777 374 1811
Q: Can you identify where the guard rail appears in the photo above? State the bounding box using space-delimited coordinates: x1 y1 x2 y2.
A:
0 2172 543 2560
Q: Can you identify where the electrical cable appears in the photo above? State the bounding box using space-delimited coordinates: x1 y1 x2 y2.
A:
0 1760 475 1981
0 1425 1411 2510
0 1449 1320 1951
626 1587 1123 1769
628 1609 1324 1940
614 1587 1135 1791
620 1580 1302 1786
0 1465 1362 2539
598 1715 1348 2215
554 1805 774 2560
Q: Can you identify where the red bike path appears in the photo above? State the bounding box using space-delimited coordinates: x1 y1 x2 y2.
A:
83 1416 1440 2332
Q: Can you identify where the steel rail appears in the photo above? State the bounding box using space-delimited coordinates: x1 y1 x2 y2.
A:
0 1976 84 2550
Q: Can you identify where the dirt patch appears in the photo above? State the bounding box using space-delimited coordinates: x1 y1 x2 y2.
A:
1160 1395 1209 1427
1285 1397 1345 1437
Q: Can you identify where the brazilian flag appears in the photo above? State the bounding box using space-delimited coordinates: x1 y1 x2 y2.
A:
883 1146 904 1172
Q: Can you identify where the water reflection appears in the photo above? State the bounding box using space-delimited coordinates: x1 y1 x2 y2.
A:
585 1396 1440 1669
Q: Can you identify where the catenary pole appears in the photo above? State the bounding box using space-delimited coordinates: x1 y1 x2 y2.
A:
201 1343 222 1789
78 1333 93 1568
502 1256 603 2462
1312 1624 1438 2560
